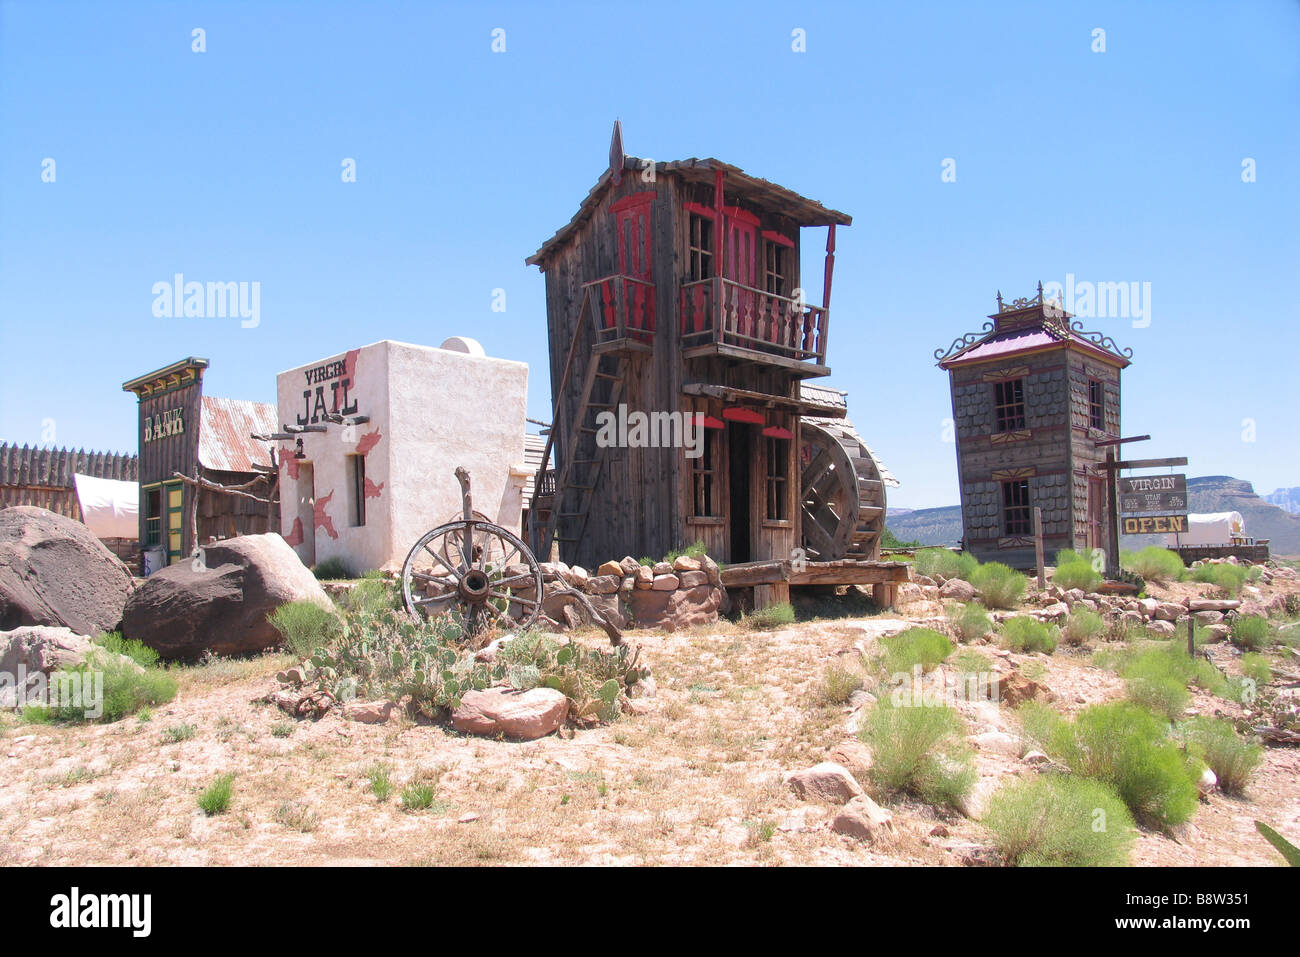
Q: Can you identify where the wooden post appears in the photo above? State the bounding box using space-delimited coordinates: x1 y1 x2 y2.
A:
1186 599 1195 656
1105 447 1121 578
1033 506 1045 589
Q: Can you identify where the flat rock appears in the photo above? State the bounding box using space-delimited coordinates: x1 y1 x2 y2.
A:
451 687 569 740
938 578 977 602
342 699 403 724
785 761 864 804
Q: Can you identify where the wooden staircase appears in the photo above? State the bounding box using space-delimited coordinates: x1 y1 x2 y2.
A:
529 288 632 562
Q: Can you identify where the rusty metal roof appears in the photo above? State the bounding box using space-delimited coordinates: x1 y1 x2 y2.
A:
527 156 851 268
198 396 278 473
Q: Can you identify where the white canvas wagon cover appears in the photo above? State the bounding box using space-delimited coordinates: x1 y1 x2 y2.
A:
73 473 139 539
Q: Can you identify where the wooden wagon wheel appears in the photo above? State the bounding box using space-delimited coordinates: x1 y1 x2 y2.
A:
399 468 545 636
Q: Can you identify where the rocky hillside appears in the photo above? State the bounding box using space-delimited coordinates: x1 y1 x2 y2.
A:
887 476 1300 555
1265 487 1300 516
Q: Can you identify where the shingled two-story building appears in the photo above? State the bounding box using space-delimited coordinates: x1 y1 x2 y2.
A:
936 285 1133 569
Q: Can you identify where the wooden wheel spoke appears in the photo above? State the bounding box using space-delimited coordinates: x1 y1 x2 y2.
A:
492 572 536 588
492 590 537 608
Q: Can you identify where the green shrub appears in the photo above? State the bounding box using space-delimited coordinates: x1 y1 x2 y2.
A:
269 600 344 659
1191 563 1247 596
1241 653 1271 685
985 775 1135 867
1000 616 1059 654
741 602 796 631
1052 552 1102 592
814 662 862 706
946 602 992 642
971 562 1026 610
859 700 975 808
914 548 978 582
311 557 353 580
44 650 177 724
1061 608 1106 646
366 762 394 801
340 577 400 617
878 627 952 675
1124 653 1191 720
94 632 160 668
198 773 234 815
1181 716 1262 795
663 540 707 563
1031 701 1199 829
1123 547 1186 583
400 781 438 811
162 722 196 743
1231 615 1272 651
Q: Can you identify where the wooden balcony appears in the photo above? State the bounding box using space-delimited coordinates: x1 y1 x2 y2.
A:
585 274 655 353
679 277 829 375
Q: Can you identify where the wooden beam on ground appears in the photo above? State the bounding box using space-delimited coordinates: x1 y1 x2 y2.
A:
720 559 912 588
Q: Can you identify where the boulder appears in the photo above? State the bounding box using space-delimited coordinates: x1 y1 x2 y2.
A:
784 761 864 804
700 554 722 586
1147 619 1177 638
1154 602 1184 622
678 570 709 589
827 739 874 776
831 795 895 843
0 625 93 678
652 562 674 576
122 533 334 660
1194 610 1224 626
970 730 1021 757
0 506 133 636
651 574 680 591
633 565 654 589
342 699 403 724
585 575 621 595
626 584 722 631
451 687 568 739
938 578 977 602
596 561 623 578
1036 602 1069 622
995 669 1054 708
619 556 641 576
672 555 702 573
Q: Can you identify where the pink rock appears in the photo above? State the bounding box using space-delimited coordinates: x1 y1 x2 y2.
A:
784 761 864 804
452 687 569 740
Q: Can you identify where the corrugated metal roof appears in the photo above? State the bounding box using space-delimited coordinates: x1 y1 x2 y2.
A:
198 396 278 473
520 433 551 508
800 384 900 488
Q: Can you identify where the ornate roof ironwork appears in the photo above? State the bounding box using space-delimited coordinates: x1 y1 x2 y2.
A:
933 322 995 362
1068 320 1134 360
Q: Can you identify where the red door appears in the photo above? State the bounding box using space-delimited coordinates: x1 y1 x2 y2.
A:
722 206 760 341
611 192 655 340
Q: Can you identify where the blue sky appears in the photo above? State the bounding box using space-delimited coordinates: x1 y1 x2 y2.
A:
1 0 1296 508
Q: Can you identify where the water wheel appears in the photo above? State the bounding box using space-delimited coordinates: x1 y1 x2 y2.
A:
800 421 887 561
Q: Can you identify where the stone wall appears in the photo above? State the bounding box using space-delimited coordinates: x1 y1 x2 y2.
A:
533 555 725 632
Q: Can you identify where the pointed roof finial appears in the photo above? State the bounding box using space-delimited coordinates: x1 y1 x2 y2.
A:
609 120 624 187
996 290 1003 310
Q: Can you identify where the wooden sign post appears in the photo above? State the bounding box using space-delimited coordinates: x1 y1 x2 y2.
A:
1095 434 1186 579
1033 506 1045 589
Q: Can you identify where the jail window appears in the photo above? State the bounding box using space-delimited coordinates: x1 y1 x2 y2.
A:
766 436 789 521
348 454 366 527
1002 480 1031 536
688 214 714 281
993 378 1026 433
1089 379 1105 431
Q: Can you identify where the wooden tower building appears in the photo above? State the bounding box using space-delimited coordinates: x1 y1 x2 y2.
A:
527 125 893 573
935 285 1133 568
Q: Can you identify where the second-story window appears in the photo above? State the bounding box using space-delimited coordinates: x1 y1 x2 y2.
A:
1089 379 1105 431
764 243 787 296
993 378 1026 433
688 214 714 281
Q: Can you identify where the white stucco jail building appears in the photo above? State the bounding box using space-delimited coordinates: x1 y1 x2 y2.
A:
275 338 530 573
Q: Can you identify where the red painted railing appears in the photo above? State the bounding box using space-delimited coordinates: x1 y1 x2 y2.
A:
583 274 655 345
679 277 828 364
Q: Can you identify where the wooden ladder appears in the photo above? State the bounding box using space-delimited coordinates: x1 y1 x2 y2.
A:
530 288 629 561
